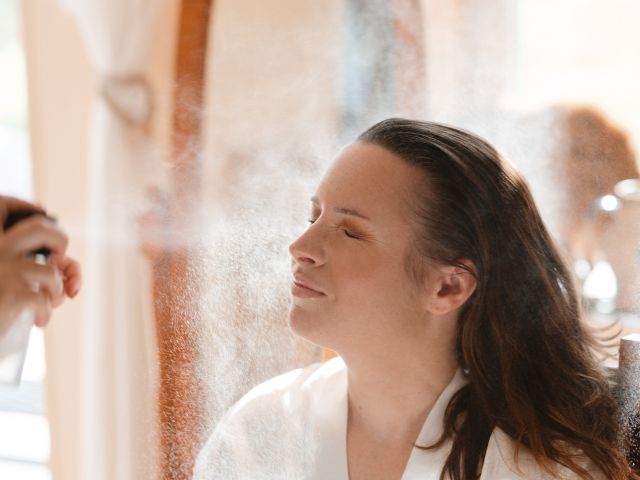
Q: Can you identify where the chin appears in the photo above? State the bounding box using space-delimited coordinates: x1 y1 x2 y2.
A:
288 302 334 349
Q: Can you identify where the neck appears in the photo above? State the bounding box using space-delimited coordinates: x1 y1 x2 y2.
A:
342 320 458 443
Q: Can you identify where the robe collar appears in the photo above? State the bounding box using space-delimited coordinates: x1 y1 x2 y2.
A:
310 358 468 480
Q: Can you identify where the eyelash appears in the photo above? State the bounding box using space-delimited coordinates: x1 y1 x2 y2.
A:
307 218 361 239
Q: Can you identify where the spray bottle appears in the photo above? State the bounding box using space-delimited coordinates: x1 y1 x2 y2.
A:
0 210 54 386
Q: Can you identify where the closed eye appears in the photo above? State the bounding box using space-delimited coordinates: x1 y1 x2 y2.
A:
342 228 361 239
307 218 362 240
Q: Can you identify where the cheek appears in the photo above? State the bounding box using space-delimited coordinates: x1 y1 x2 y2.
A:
287 243 419 347
334 254 418 317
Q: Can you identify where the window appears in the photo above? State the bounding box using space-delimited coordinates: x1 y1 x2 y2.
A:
0 1 51 478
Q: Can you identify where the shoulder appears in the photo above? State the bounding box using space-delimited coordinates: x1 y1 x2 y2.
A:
223 355 345 420
481 428 606 480
192 357 346 479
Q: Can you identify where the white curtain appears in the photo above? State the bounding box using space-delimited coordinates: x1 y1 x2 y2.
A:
55 1 170 478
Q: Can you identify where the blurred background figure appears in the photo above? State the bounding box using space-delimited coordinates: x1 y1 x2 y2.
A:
554 107 640 315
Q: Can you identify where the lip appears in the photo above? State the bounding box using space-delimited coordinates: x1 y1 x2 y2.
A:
291 276 326 298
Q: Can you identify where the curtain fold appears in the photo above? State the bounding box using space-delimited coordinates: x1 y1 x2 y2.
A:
54 1 170 478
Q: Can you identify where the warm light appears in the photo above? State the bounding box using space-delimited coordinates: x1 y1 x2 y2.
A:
614 178 640 201
583 261 618 309
599 195 620 212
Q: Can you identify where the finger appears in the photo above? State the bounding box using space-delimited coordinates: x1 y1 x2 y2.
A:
0 196 45 227
48 262 67 307
3 216 68 257
51 290 66 308
16 288 52 328
57 256 82 297
20 261 64 299
31 290 53 328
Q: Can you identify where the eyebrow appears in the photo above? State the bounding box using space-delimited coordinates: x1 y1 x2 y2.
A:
310 196 372 221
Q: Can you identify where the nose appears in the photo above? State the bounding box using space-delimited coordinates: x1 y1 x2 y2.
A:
288 225 326 266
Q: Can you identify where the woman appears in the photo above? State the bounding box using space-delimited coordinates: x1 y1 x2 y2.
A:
193 119 634 479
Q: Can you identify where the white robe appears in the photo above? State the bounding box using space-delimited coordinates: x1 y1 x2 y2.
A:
193 357 601 479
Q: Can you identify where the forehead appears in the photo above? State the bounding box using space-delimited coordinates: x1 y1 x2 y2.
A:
314 142 421 218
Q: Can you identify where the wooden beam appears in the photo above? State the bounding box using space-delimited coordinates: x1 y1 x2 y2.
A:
153 1 213 479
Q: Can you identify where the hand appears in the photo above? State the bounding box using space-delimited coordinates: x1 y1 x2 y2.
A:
0 196 82 335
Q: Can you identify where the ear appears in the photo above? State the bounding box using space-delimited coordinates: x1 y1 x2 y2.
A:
424 259 477 315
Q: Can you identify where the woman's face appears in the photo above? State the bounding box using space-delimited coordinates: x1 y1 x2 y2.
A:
288 142 431 355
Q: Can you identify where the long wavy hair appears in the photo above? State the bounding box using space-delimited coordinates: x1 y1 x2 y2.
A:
358 118 636 480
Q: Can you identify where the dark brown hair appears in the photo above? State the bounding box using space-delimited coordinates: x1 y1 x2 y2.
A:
358 118 636 480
